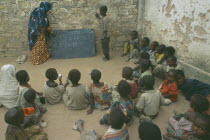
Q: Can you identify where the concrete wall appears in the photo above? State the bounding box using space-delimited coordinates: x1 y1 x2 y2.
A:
138 0 210 73
0 0 139 57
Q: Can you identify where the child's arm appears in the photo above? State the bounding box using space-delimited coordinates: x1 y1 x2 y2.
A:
136 95 145 116
87 92 95 115
164 133 188 140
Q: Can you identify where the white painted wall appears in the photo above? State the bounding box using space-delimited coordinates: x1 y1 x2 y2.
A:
138 0 210 72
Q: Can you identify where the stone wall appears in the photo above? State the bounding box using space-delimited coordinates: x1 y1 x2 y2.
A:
0 0 139 57
138 0 210 72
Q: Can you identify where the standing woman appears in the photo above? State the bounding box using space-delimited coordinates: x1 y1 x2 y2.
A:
0 64 19 109
28 2 54 65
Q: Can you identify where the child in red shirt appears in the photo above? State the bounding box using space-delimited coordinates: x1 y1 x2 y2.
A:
159 69 178 102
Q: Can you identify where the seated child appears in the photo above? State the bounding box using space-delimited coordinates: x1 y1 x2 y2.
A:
169 94 209 133
100 80 134 126
139 122 162 140
44 68 65 105
132 52 150 76
73 108 129 140
151 44 166 65
5 106 47 140
159 69 178 103
149 41 159 59
22 89 46 128
176 70 210 102
159 46 175 65
153 56 183 80
138 59 153 81
136 75 169 120
62 69 89 110
121 31 139 57
129 37 150 63
86 69 112 114
16 70 43 108
122 67 139 99
164 112 210 140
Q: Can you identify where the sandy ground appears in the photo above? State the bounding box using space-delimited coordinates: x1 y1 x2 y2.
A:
0 52 189 140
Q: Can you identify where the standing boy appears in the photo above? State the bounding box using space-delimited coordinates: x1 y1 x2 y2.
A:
96 5 110 61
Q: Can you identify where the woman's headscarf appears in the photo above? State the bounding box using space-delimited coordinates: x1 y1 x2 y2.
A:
0 64 19 109
28 2 52 50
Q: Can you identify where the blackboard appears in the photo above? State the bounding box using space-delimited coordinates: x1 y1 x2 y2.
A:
50 29 96 59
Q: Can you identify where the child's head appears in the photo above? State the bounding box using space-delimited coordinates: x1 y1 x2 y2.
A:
150 41 159 51
156 44 166 54
138 122 162 140
131 31 138 40
100 5 108 16
192 113 210 139
24 89 36 104
140 75 155 90
167 69 177 83
141 37 150 47
122 67 133 79
5 107 24 126
68 69 81 85
16 70 29 84
91 69 101 83
176 70 185 86
167 56 177 67
117 80 131 98
140 59 151 73
140 52 150 60
165 46 175 57
45 68 58 81
190 94 209 113
110 107 126 129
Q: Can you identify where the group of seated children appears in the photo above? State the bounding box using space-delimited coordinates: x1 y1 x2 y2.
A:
2 32 210 139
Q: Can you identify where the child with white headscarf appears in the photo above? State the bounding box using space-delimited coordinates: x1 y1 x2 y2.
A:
0 64 19 108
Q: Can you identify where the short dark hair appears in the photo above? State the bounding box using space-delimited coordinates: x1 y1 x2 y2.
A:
152 41 159 48
132 31 139 38
139 122 162 140
5 107 24 126
16 70 29 84
157 44 166 53
140 75 155 89
91 69 101 82
68 69 81 85
142 37 150 45
110 108 126 129
167 55 177 62
190 94 209 113
45 68 58 81
140 52 150 59
24 89 36 103
117 80 131 98
176 70 185 77
100 5 108 13
140 59 151 70
166 46 175 56
122 67 133 79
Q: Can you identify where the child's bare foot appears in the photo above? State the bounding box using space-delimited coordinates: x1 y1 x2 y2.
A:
72 120 84 133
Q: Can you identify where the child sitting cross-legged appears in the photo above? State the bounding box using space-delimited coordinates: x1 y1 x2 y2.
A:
86 69 112 114
62 69 89 110
168 94 209 136
164 112 210 140
73 107 129 140
100 80 134 126
150 44 166 66
121 31 139 57
44 68 66 105
159 69 179 104
122 67 139 99
136 75 170 121
5 106 47 140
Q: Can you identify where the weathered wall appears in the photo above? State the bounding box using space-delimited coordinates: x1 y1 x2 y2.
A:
138 0 210 72
0 0 139 57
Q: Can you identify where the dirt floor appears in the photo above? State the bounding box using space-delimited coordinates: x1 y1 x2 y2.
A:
0 52 189 140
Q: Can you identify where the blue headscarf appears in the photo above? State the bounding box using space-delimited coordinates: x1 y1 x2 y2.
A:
28 2 52 50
